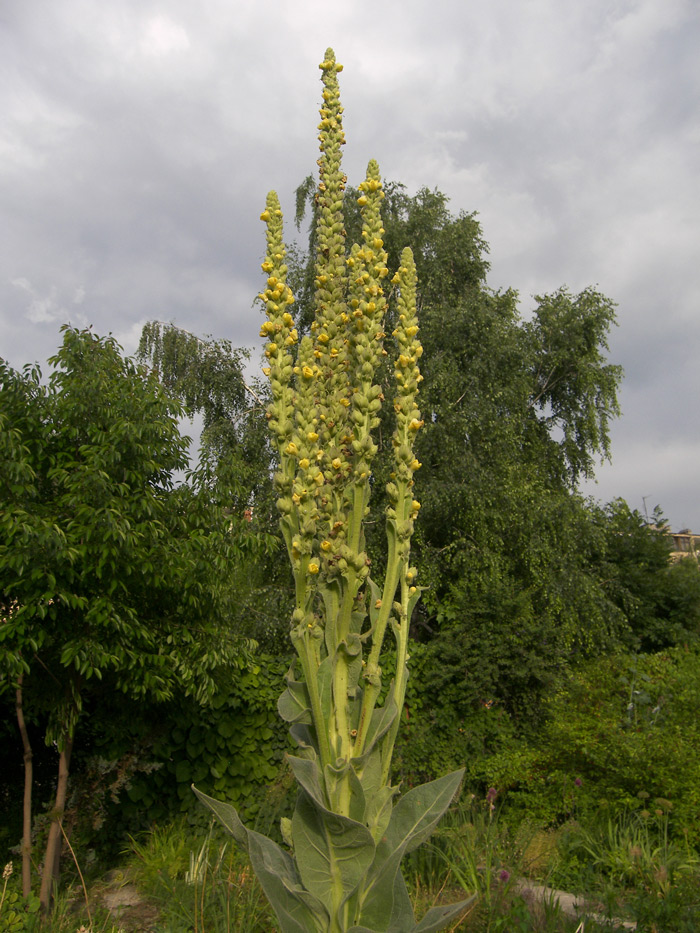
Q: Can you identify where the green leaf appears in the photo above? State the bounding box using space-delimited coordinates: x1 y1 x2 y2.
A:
174 760 191 783
353 852 415 933
359 770 464 930
193 786 328 932
413 896 477 933
351 696 397 770
291 789 376 920
384 768 464 856
289 723 319 758
278 666 313 724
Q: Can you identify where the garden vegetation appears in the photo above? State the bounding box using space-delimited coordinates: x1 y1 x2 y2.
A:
2 46 700 932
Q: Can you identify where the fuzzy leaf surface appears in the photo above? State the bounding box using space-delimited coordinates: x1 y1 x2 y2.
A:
413 896 477 933
193 787 328 932
292 789 376 917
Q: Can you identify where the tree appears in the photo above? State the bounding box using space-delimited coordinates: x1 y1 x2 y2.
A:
292 173 625 733
137 322 293 649
589 500 700 652
0 327 257 910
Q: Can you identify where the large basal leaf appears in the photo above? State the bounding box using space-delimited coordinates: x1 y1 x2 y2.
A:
358 770 465 929
292 790 376 921
364 784 396 842
192 787 328 932
353 842 404 931
413 895 477 933
383 768 465 856
387 867 416 933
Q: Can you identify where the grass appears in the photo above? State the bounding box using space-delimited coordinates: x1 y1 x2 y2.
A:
3 794 700 932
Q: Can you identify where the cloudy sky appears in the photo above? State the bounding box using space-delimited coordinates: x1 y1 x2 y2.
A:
2 0 698 530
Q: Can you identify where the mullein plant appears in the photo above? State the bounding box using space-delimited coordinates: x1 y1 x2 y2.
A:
195 49 473 933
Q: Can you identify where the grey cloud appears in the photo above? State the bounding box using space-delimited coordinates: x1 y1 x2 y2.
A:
1 0 698 531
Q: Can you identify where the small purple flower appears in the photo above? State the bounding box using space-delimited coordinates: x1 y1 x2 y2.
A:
574 777 582 787
486 787 498 804
498 869 511 883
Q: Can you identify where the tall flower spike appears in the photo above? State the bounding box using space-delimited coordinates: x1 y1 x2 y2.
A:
389 246 423 535
197 49 472 933
260 191 296 462
313 48 350 478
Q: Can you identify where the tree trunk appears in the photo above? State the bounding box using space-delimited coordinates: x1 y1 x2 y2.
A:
15 676 33 900
38 732 73 914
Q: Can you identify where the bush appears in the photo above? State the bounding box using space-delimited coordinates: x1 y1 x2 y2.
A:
475 647 700 841
120 655 291 825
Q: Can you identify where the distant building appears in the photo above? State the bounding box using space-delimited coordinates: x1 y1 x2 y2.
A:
668 530 700 562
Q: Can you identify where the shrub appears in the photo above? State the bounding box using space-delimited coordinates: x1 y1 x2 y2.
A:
475 647 700 842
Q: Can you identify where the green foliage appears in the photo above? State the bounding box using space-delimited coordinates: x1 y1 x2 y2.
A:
477 647 700 842
0 866 40 931
0 326 262 906
120 656 291 824
125 818 275 932
391 641 519 788
137 321 273 511
558 807 698 890
589 500 700 651
1 327 257 716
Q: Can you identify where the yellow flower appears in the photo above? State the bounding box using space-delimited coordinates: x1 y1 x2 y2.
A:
260 210 270 222
308 560 320 574
307 431 319 442
332 458 342 470
302 366 314 379
286 442 299 456
410 459 422 471
299 458 310 470
320 540 332 551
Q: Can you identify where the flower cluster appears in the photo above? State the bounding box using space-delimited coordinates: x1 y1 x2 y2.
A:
257 48 423 767
387 247 423 562
259 191 296 459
